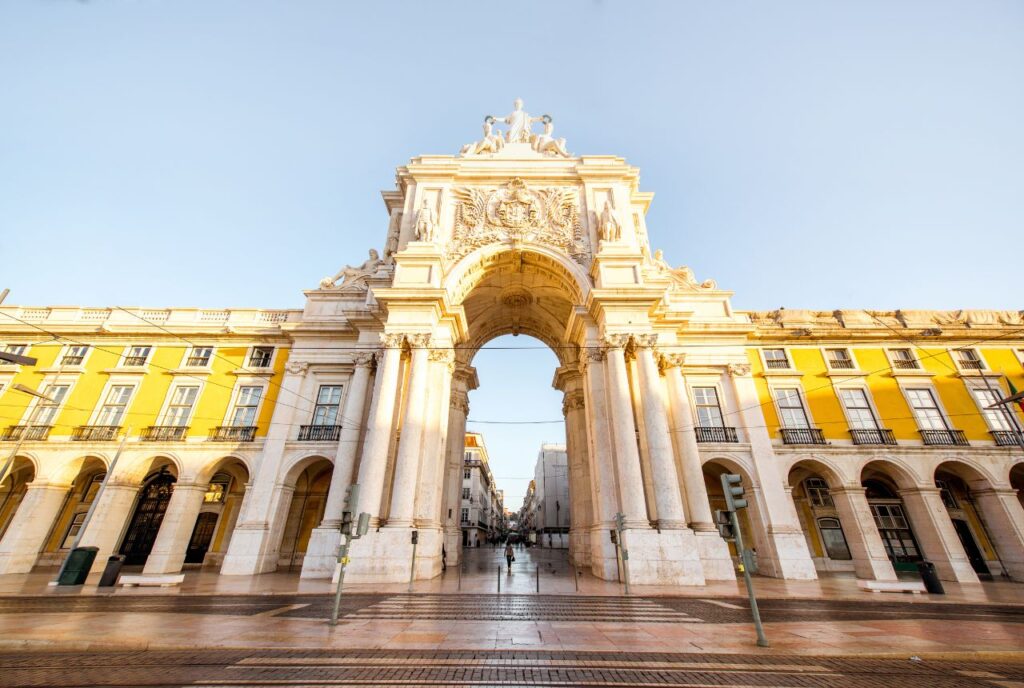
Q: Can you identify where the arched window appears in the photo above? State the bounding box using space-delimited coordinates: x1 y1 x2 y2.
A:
816 517 851 560
804 477 833 507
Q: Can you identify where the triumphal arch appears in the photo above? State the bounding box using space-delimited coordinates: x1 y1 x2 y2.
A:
217 100 811 586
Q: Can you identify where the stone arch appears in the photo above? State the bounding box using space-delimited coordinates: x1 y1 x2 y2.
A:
119 453 183 485
47 454 111 486
277 456 334 571
786 459 859 575
701 458 769 568
187 458 251 569
195 453 254 486
785 456 846 488
282 452 334 488
0 457 37 542
860 458 920 490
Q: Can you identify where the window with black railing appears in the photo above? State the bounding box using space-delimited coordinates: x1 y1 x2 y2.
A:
694 426 738 443
956 349 984 370
920 429 968 446
763 348 790 369
72 425 121 441
991 430 1024 447
297 424 342 441
1 425 52 441
780 427 826 445
850 428 896 445
210 425 257 442
141 425 189 441
186 347 213 367
890 349 919 369
61 346 88 366
826 348 855 369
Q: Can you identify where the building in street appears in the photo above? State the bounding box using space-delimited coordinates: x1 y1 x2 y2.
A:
1 101 1023 589
532 444 569 549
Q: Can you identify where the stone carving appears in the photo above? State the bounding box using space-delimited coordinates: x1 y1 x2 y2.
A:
531 119 569 157
351 352 377 367
285 360 309 375
727 363 752 377
651 249 718 290
449 178 586 262
491 98 543 143
405 333 432 349
598 201 621 242
415 200 436 242
602 333 630 350
460 116 506 156
633 333 659 349
320 249 383 290
380 332 405 349
658 352 685 372
747 308 1024 333
428 348 456 371
384 212 402 263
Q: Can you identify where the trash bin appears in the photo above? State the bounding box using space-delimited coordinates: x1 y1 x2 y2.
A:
57 546 99 586
917 560 945 594
97 554 125 587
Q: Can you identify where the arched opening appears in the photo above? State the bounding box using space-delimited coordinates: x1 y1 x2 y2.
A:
121 466 177 566
278 458 333 571
787 461 853 572
0 458 35 541
702 459 762 569
38 456 108 567
860 462 922 573
184 460 250 568
1012 462 1024 511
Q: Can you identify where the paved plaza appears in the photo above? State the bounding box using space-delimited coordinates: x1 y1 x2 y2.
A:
1 548 1023 686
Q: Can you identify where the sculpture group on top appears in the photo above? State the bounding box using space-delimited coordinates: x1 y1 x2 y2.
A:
460 99 570 158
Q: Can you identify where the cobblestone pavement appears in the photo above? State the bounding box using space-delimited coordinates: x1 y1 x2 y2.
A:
2 592 1023 625
2 649 1023 687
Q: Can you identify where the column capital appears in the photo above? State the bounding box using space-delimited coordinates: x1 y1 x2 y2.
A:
601 333 630 351
562 390 585 416
450 390 470 413
380 332 405 349
578 347 606 374
351 351 378 368
428 348 456 371
632 333 659 350
727 362 752 378
658 352 686 373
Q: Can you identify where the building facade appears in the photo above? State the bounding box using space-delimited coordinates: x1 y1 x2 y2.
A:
1 101 1023 587
460 432 504 546
532 443 570 548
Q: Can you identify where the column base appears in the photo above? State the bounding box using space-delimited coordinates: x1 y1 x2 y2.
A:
443 527 462 567
761 528 818 580
695 530 736 581
219 524 279 576
301 527 342 579
589 526 620 581
622 527 706 586
342 527 444 584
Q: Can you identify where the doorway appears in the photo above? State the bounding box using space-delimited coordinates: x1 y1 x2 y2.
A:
120 469 176 566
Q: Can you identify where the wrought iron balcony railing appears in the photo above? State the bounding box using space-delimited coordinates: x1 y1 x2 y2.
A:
892 358 920 370
60 355 85 366
297 424 342 442
764 358 791 369
209 425 257 442
1 425 52 441
920 429 969 446
185 356 211 367
828 358 855 370
72 425 121 441
694 426 739 443
850 428 897 446
122 356 149 367
780 427 827 445
991 430 1024 447
141 425 189 441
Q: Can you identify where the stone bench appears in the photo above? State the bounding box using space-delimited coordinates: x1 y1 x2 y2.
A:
857 579 925 594
118 574 185 588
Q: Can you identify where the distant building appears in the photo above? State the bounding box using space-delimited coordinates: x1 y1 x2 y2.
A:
460 432 504 546
533 443 569 548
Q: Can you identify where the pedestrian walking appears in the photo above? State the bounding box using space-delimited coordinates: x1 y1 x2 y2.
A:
504 542 515 573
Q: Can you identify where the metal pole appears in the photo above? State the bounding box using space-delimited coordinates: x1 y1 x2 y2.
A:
730 510 769 647
535 564 539 593
574 568 579 592
497 565 501 593
408 534 418 593
458 561 462 590
329 534 352 626
619 530 631 596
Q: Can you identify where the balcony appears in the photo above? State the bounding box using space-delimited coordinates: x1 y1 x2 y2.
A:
122 356 149 367
850 428 897 446
991 430 1024 447
764 358 790 370
892 358 920 370
185 356 211 367
957 358 984 370
141 425 188 441
60 355 85 366
297 424 342 442
1 425 52 441
780 427 827 445
72 425 121 441
920 429 969 446
209 425 257 442
694 426 738 443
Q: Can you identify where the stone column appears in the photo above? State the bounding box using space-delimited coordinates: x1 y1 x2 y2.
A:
143 482 208 575
580 350 619 579
634 336 686 529
971 487 1024 581
221 360 310 575
661 356 735 580
727 363 817 580
302 352 376 579
0 482 70 574
442 367 474 566
76 481 140 564
414 349 454 529
602 336 649 529
352 334 404 524
387 334 432 528
829 485 897 581
899 486 979 582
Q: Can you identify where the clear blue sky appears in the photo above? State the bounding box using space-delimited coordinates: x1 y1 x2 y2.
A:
2 1 1021 508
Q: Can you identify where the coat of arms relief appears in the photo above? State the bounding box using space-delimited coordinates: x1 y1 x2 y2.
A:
447 178 589 265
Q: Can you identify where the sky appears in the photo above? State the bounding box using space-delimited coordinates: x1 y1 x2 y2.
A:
2 1 1022 508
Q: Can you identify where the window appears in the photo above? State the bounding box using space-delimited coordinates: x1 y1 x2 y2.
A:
462 487 471 500
186 347 213 367
61 345 89 366
968 386 1013 431
906 388 948 430
95 385 134 426
460 508 469 524
463 469 471 480
891 348 919 370
693 387 724 427
763 348 790 369
204 473 231 503
312 385 343 425
464 451 474 462
825 348 854 370
248 347 274 368
230 386 262 426
955 348 984 370
33 384 70 425
0 344 27 366
122 346 151 367
817 518 852 560
838 388 879 430
774 388 809 428
162 386 199 426
61 513 87 549
804 477 833 507
936 479 958 509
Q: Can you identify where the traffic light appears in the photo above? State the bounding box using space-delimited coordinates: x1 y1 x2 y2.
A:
715 509 735 540
340 483 361 535
720 473 747 511
614 512 626 532
340 510 353 536
355 512 370 538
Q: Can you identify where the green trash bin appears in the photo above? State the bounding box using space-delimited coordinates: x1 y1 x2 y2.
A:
58 546 99 586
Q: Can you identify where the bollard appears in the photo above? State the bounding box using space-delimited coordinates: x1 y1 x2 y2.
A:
497 565 501 593
535 564 540 593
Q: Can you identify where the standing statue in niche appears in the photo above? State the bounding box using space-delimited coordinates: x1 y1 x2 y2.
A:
319 249 383 289
598 201 621 242
415 199 437 242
